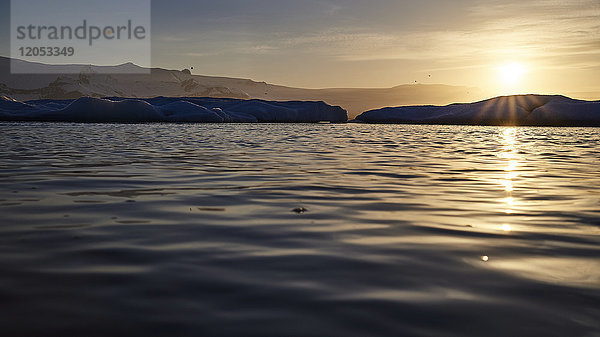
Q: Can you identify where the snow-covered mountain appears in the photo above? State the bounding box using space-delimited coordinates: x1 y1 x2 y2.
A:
0 57 483 118
1 57 251 101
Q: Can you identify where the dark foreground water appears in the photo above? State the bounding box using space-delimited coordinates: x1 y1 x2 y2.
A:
0 123 599 337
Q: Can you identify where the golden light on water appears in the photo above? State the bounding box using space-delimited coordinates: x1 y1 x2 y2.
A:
502 128 517 144
500 128 519 214
505 162 518 173
504 196 515 208
503 180 514 193
502 224 512 232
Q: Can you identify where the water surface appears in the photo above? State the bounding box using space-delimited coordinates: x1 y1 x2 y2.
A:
1 123 599 336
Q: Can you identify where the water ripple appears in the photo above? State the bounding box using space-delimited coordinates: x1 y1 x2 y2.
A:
0 123 599 336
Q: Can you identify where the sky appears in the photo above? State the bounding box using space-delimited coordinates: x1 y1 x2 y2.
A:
1 0 599 98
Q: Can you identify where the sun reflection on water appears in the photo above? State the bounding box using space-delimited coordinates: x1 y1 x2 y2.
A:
500 128 518 221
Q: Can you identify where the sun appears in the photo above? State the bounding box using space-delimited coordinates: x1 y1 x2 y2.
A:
499 62 526 86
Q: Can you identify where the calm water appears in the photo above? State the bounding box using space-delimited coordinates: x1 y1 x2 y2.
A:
0 123 599 337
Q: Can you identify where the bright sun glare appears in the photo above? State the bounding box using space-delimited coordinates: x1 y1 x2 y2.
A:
499 62 526 86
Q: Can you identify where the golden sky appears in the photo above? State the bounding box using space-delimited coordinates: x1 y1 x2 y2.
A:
150 0 600 99
2 0 599 99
